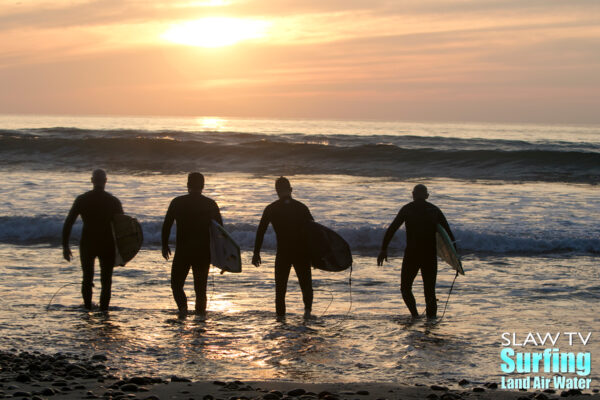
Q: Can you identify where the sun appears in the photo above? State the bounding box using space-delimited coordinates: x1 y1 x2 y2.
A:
197 117 226 130
162 17 269 48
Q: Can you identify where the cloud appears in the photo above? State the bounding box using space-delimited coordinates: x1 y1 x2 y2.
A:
1 0 599 122
3 0 599 32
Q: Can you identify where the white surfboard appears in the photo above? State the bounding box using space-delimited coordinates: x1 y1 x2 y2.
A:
436 224 464 275
209 220 242 273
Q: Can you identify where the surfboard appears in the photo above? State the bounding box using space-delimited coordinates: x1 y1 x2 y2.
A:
112 214 143 266
436 224 464 275
306 221 352 272
209 220 242 273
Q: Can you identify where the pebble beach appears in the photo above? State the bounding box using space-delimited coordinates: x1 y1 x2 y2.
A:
1 350 599 400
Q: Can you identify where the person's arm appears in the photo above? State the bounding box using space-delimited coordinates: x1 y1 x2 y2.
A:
306 207 314 221
62 197 80 261
115 197 124 214
252 206 271 267
161 200 175 261
377 209 405 266
211 200 223 226
438 210 457 249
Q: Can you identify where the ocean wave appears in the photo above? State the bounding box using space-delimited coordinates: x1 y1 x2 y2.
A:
2 216 598 255
1 129 599 183
6 127 600 151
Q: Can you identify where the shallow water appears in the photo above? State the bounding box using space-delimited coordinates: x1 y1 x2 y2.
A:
0 245 598 386
0 115 598 388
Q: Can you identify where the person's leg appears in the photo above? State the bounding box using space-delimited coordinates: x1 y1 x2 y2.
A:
171 252 191 315
292 259 313 316
420 256 438 318
400 255 420 317
274 254 292 317
79 246 94 310
191 260 210 315
98 251 115 311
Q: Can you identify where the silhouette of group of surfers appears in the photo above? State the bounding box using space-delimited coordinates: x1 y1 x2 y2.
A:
63 170 456 320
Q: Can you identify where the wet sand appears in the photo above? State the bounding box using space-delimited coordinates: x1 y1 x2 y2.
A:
1 350 597 400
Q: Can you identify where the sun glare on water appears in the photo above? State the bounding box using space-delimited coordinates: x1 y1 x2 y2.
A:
197 117 226 130
162 17 269 48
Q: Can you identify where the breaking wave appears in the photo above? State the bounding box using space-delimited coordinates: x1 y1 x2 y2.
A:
1 128 599 183
2 216 598 255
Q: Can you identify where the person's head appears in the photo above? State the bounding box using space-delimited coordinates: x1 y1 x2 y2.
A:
412 184 429 201
187 172 205 193
91 169 107 190
275 176 292 199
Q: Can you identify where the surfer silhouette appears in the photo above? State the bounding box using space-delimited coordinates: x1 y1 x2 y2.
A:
161 172 223 318
62 169 123 311
252 177 314 319
377 184 456 319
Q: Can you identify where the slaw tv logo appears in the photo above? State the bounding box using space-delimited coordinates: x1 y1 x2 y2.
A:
499 332 592 391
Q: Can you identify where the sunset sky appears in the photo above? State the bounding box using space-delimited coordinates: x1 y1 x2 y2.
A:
1 0 599 123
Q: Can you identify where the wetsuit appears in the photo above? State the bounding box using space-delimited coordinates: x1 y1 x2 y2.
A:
62 188 123 310
254 196 314 316
161 193 222 314
381 199 455 318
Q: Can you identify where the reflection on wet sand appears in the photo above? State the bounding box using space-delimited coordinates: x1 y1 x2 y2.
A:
0 246 598 385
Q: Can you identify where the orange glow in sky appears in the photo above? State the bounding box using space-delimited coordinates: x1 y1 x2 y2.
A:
162 18 270 48
1 1 599 123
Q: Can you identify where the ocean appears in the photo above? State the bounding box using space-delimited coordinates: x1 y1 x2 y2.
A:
0 114 598 387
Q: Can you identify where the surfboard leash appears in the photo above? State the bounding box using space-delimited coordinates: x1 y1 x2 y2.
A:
318 286 335 317
207 268 216 306
324 266 353 330
341 266 353 321
316 266 353 321
46 282 81 311
432 270 459 325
